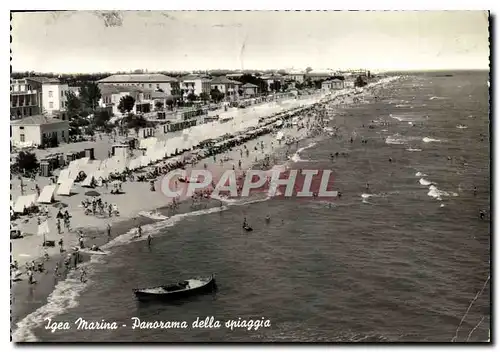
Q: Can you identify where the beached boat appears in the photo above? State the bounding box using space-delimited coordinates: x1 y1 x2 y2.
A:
138 210 168 221
133 275 216 301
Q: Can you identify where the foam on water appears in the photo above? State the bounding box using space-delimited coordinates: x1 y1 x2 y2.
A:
456 125 468 129
422 137 442 143
426 185 459 201
419 178 432 186
290 142 317 162
415 172 427 177
406 148 422 152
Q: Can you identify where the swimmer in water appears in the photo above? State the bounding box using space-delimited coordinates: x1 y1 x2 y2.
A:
480 210 486 220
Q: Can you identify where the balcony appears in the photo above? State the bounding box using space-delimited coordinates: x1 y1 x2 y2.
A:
10 89 38 95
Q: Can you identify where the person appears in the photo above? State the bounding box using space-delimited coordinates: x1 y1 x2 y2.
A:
243 217 248 228
11 260 18 271
44 249 49 261
58 238 64 253
107 224 112 239
137 225 142 237
54 263 60 277
91 244 100 252
79 234 85 249
480 210 486 220
80 268 87 283
27 269 34 284
265 215 270 223
473 186 477 196
147 234 152 247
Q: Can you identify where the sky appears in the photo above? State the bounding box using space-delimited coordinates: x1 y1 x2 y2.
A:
10 11 490 73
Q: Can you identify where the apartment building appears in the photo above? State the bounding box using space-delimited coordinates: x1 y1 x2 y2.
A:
180 74 212 98
97 73 180 96
209 76 242 101
99 85 155 115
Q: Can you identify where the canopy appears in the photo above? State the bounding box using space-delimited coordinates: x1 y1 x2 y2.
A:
37 184 57 204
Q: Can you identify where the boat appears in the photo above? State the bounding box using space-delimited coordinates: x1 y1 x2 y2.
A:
138 210 168 221
133 275 216 301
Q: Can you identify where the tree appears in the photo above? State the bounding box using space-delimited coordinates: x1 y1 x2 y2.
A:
166 96 175 110
155 101 164 111
210 88 224 103
305 67 313 74
186 93 197 102
15 151 39 173
124 115 149 130
354 75 368 88
93 109 111 128
118 95 136 114
270 81 282 92
199 92 210 103
79 82 101 110
65 90 82 120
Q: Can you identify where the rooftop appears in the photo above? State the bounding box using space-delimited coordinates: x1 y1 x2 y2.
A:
241 83 259 88
100 85 154 95
98 73 178 83
11 115 69 126
26 76 61 84
210 76 242 85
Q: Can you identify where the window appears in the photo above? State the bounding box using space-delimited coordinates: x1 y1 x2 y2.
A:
49 91 53 97
20 134 25 142
149 84 152 88
49 102 54 109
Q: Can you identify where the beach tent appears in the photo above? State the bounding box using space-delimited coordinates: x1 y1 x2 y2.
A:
57 179 74 196
57 169 70 184
13 193 37 213
37 184 57 204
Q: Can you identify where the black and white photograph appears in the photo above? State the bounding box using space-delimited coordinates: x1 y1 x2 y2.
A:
8 9 491 343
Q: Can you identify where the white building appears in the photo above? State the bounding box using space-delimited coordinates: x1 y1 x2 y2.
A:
97 73 180 97
10 115 69 147
180 74 212 98
40 79 69 117
11 76 69 120
209 76 242 101
322 78 345 90
99 86 154 116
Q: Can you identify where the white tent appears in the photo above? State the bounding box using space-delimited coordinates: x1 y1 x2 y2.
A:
37 184 57 204
13 193 37 213
57 169 70 184
139 137 158 149
57 179 74 196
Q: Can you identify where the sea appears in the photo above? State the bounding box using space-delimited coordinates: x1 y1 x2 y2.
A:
12 71 491 342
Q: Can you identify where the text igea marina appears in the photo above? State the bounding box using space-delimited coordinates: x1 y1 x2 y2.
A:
45 316 271 332
160 168 338 199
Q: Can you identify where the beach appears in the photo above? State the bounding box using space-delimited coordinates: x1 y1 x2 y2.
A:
11 73 490 342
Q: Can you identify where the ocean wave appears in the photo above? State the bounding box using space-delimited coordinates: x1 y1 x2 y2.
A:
427 185 459 201
415 172 427 177
422 137 441 143
456 125 468 129
290 142 317 162
406 148 422 152
429 96 446 100
419 178 432 186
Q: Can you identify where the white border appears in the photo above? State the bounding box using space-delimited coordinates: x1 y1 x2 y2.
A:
2 1 495 351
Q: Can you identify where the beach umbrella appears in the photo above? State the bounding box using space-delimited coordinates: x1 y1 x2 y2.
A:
85 190 101 197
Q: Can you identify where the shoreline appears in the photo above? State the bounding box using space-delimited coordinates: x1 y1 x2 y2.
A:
11 77 400 341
